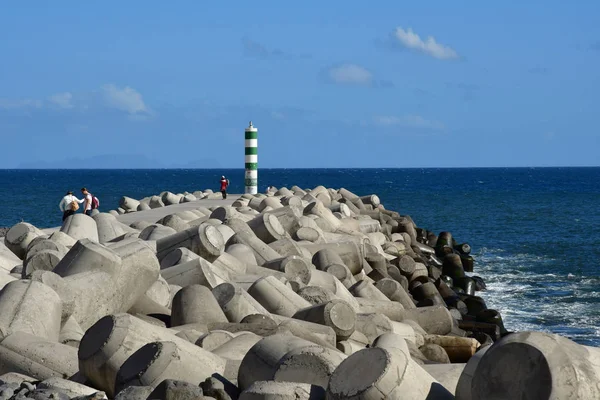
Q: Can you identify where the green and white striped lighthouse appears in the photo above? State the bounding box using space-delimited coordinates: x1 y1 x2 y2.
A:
245 121 258 194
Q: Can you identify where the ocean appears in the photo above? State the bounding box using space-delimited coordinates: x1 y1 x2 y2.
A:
1 167 599 345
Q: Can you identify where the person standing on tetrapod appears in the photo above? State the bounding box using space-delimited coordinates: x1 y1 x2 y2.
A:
220 176 230 199
59 191 83 221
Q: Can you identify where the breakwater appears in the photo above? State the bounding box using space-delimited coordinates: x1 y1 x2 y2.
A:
1 185 599 399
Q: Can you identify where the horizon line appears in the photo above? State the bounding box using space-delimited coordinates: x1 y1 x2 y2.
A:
1 165 599 171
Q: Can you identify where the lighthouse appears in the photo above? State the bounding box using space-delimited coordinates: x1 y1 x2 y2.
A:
244 121 258 194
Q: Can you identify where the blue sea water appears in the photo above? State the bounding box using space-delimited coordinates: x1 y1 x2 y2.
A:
0 167 599 345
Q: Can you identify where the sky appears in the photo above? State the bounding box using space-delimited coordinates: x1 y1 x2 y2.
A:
0 1 599 168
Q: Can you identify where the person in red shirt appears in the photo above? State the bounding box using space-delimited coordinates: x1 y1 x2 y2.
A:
220 176 230 199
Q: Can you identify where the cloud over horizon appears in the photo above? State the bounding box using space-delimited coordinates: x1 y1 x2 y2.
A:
101 84 148 115
0 84 151 118
48 92 74 109
392 27 458 60
0 98 43 110
327 64 373 86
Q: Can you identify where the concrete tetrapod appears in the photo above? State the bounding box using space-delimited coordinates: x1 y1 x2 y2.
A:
119 196 140 212
421 363 466 396
161 256 230 289
147 379 205 400
28 270 76 323
115 341 222 394
270 315 338 348
139 224 177 241
467 331 600 400
300 242 364 275
354 313 394 343
292 299 356 341
59 315 85 348
3 222 45 260
303 201 341 232
48 230 77 249
0 273 16 292
170 284 228 326
423 334 479 363
239 381 325 400
60 213 99 242
159 247 199 269
93 213 130 243
196 330 236 350
374 278 416 309
21 249 64 277
37 377 106 398
297 286 336 306
0 280 62 341
324 264 356 289
0 332 80 381
214 251 249 275
262 255 312 285
213 283 271 323
78 313 226 398
26 238 68 259
53 238 122 277
226 243 259 267
237 334 347 390
212 332 263 361
247 276 312 318
453 345 490 400
247 213 288 244
264 205 303 236
327 347 454 400
294 226 324 243
0 243 21 274
72 240 159 326
350 280 390 302
157 214 190 232
355 298 405 322
401 305 455 335
156 223 225 262
227 231 282 266
139 275 171 309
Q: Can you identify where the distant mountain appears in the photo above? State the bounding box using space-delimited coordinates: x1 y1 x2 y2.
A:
170 158 223 169
15 155 224 169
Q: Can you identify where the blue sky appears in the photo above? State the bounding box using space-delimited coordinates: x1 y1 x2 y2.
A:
1 1 599 168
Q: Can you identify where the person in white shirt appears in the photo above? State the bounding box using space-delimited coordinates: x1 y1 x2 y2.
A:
80 187 93 216
59 191 84 221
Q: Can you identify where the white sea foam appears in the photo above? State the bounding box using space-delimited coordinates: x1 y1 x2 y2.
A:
475 247 600 346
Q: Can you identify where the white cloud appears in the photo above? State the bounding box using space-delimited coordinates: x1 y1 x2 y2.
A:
101 84 148 114
393 27 458 60
328 64 373 85
48 92 73 109
374 115 445 130
0 98 43 109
